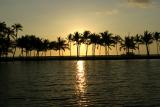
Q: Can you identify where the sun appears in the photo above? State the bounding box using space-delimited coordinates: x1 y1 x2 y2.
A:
70 27 85 33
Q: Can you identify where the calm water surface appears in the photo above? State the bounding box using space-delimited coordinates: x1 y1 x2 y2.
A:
0 60 160 107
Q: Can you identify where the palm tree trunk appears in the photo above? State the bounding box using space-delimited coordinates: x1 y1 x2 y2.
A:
70 42 71 56
26 51 27 57
126 48 129 55
12 47 16 58
41 52 43 56
21 48 23 56
99 45 101 55
105 46 107 55
107 46 110 55
116 44 118 55
86 45 88 57
13 34 18 59
156 41 159 55
94 44 96 56
138 44 140 55
92 44 95 56
34 50 36 56
45 51 46 56
128 48 129 54
77 44 79 57
36 51 39 57
30 51 31 56
79 45 80 57
146 44 150 56
59 49 60 56
62 51 64 56
50 50 52 56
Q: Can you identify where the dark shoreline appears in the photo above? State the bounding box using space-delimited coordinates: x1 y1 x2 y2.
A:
0 55 160 62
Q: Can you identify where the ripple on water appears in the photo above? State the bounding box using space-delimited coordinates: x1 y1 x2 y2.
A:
0 60 160 106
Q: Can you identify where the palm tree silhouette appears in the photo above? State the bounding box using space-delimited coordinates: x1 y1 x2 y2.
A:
35 37 43 57
28 35 37 56
42 39 49 56
72 32 82 57
5 27 15 57
97 37 103 55
134 34 142 55
12 23 23 39
141 31 153 56
67 34 73 56
100 31 114 55
48 41 56 56
0 22 7 35
0 34 11 57
56 37 68 56
0 35 4 57
17 36 26 56
12 23 23 58
82 31 91 56
0 22 15 57
89 33 100 56
2 21 160 58
113 35 122 55
5 27 14 39
120 36 136 55
153 32 160 55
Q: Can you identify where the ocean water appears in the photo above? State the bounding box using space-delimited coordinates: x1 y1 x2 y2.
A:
0 59 160 107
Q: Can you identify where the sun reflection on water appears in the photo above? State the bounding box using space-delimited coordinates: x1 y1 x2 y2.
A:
75 61 89 106
76 61 86 93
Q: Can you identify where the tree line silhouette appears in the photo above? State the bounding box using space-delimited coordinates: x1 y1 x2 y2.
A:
0 21 160 58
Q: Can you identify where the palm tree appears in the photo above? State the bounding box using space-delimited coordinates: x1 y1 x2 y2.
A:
28 35 37 56
67 34 73 56
42 39 49 56
0 35 4 57
17 36 26 56
12 23 23 58
0 34 9 57
113 35 122 55
56 37 69 56
17 35 43 57
141 31 153 56
35 37 43 57
97 37 103 55
82 31 91 56
0 22 7 35
100 31 114 55
48 41 56 56
4 27 15 57
12 23 23 39
72 32 82 57
134 34 142 55
5 27 14 40
89 33 100 56
0 22 14 57
153 32 160 55
120 36 137 55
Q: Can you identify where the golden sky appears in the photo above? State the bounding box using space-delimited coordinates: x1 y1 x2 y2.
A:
0 0 160 55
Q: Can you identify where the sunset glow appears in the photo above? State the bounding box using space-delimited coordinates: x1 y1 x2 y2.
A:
0 0 160 56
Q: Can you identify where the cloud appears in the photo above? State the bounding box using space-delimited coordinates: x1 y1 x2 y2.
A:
127 0 152 8
95 9 118 15
127 0 150 4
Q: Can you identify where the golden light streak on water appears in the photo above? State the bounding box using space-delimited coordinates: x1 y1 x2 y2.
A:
76 61 86 93
75 61 89 106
